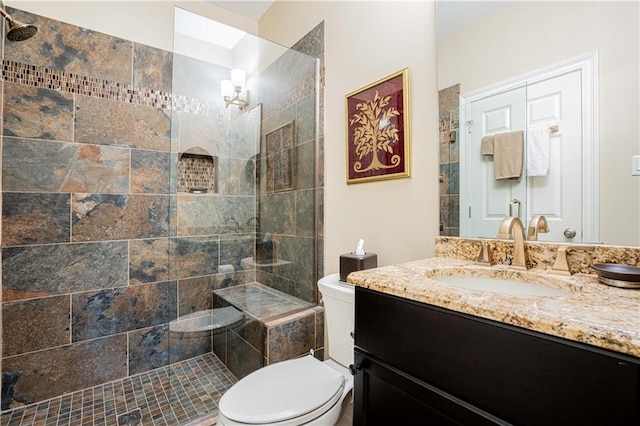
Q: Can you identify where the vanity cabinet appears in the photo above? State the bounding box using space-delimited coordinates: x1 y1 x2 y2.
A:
353 287 640 425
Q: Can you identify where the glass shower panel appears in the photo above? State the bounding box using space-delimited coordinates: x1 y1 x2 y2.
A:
169 8 319 424
255 46 319 305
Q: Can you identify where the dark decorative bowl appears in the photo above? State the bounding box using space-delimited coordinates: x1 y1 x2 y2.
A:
591 263 640 288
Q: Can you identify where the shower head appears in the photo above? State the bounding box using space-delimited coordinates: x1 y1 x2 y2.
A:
6 19 37 41
0 6 37 41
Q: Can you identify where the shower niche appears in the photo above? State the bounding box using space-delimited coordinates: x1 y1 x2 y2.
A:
177 147 218 194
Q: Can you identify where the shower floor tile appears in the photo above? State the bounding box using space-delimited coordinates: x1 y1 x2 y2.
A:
0 353 235 426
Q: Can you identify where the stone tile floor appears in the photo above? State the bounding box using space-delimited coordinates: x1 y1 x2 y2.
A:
0 353 236 426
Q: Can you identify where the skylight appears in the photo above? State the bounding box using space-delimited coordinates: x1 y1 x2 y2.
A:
174 7 246 49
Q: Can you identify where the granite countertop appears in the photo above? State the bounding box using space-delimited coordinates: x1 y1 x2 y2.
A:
347 257 640 358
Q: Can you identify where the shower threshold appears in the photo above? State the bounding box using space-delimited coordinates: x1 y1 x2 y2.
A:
0 353 236 426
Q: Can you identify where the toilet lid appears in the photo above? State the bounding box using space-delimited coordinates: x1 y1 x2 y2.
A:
219 356 345 424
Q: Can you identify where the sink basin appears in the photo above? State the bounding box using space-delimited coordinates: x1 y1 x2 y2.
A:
426 267 577 297
434 275 570 296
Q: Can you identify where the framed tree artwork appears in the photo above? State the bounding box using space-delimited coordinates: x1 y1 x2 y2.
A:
345 68 411 184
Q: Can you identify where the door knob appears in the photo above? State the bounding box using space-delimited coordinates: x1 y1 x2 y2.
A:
564 228 577 238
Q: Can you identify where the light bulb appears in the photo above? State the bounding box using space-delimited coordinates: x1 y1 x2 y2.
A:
220 80 234 98
230 68 246 89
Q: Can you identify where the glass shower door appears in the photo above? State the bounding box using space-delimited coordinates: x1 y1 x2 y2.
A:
168 8 320 424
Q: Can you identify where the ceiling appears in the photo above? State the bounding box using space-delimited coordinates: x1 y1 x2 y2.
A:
211 1 276 21
436 0 517 40
210 0 518 38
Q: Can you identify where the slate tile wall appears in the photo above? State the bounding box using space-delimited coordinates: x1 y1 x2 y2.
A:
211 283 322 379
0 7 257 411
0 7 323 412
439 84 460 237
2 137 130 193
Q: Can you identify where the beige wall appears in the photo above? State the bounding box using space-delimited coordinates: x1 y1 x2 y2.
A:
260 1 440 274
10 0 441 274
438 1 640 246
6 0 258 51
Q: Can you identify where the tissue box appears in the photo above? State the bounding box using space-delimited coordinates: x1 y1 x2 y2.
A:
340 252 377 281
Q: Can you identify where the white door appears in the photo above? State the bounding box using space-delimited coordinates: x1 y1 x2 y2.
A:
463 85 528 238
526 70 582 242
461 70 584 242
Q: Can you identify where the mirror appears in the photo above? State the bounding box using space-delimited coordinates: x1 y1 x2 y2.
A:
436 0 640 246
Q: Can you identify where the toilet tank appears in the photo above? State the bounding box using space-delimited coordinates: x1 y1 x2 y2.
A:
318 273 355 367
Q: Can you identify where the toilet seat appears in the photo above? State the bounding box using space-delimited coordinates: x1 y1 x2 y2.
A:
219 356 346 425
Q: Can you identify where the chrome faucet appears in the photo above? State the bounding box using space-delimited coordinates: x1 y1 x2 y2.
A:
497 216 528 270
527 214 550 241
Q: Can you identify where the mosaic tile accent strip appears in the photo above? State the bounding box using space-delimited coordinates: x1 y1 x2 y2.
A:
2 59 316 120
0 353 235 426
2 60 171 109
172 95 233 119
2 60 237 117
262 74 318 120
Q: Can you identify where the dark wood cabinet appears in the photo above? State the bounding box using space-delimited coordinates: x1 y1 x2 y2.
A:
353 287 640 426
353 348 508 425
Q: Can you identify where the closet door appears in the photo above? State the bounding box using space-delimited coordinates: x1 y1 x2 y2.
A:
462 86 527 239
461 69 584 242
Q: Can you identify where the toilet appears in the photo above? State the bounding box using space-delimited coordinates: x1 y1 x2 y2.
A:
217 273 354 425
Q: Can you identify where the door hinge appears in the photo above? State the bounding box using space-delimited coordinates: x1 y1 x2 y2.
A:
466 120 474 134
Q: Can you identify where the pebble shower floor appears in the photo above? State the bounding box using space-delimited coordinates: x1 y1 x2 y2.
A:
0 353 236 426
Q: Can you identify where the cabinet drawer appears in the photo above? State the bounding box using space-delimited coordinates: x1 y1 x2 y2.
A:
355 287 640 425
353 348 508 426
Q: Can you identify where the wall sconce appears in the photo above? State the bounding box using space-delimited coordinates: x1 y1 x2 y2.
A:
221 68 249 110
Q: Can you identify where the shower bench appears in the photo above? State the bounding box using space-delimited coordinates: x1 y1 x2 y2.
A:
207 282 324 379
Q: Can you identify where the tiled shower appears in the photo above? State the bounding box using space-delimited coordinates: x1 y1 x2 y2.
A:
0 6 325 425
439 84 460 237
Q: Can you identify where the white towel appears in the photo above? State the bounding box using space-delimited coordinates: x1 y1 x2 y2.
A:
526 127 551 176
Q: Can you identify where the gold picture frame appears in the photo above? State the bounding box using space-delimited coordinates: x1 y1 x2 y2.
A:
345 68 411 184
